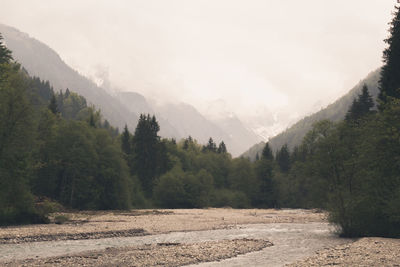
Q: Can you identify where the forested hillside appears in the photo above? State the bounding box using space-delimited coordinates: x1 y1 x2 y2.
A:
1 3 400 239
242 69 380 160
248 6 400 237
0 24 260 156
0 35 277 224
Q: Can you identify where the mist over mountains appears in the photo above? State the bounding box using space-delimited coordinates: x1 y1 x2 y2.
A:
1 23 383 157
0 24 264 156
242 69 381 160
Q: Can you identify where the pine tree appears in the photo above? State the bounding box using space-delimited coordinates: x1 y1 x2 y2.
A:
203 137 217 153
89 113 96 127
379 5 400 108
358 84 374 115
183 139 189 150
48 92 58 114
217 141 227 154
121 125 131 155
346 84 374 122
0 34 12 64
276 144 290 173
262 142 274 160
132 114 168 196
183 136 193 150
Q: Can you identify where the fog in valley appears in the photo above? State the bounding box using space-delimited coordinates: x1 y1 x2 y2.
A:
2 1 400 266
0 0 394 147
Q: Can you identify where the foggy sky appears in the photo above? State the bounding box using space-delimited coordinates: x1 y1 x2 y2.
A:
0 0 395 119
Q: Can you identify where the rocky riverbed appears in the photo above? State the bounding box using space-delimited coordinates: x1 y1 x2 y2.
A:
0 209 398 266
3 239 272 267
0 208 325 243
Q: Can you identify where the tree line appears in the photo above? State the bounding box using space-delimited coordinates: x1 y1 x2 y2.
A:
1 4 400 238
258 6 400 237
0 34 277 224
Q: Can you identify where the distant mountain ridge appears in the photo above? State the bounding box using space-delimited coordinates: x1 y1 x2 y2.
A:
0 23 140 130
0 23 259 156
241 69 381 160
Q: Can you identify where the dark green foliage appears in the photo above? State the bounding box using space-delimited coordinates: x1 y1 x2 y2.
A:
261 142 274 160
276 144 290 173
3 5 400 238
132 114 170 197
1 35 294 225
379 5 400 108
0 63 36 224
277 106 400 237
121 125 132 155
217 141 227 154
153 166 187 208
253 157 276 207
0 42 140 223
229 158 257 202
48 92 58 114
203 137 217 153
211 189 250 208
183 136 194 150
0 34 12 64
153 166 214 208
345 84 374 122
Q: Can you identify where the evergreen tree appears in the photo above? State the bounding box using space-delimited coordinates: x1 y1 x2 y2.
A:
261 142 274 160
345 98 359 122
183 136 194 150
217 141 227 154
346 84 374 122
183 139 189 150
0 34 12 64
358 84 374 113
254 156 276 207
203 137 217 153
103 120 110 129
379 5 400 108
121 125 131 155
48 92 59 114
132 114 168 196
89 113 96 127
276 144 290 173
0 63 37 224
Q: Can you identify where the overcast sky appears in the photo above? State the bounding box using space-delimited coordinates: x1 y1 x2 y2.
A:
0 0 396 119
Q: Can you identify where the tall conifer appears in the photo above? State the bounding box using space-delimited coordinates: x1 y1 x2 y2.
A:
379 5 400 108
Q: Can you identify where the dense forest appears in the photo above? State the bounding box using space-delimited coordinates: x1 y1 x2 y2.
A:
0 34 277 224
1 5 400 239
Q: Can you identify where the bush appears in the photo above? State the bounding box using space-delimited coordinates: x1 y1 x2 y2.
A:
0 209 49 226
35 197 64 215
211 189 250 208
54 214 70 224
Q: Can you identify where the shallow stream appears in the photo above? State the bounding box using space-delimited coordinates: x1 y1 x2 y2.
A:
0 222 353 266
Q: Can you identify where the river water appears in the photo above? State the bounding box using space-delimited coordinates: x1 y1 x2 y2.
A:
0 222 353 266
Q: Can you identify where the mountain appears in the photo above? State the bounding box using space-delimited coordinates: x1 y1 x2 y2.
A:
155 102 231 145
0 24 140 131
212 115 262 155
0 24 257 156
241 69 381 160
115 91 179 138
